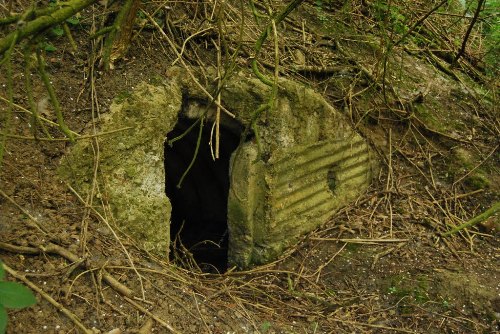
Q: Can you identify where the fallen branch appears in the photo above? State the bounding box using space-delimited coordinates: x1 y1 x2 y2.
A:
0 241 133 297
124 296 181 334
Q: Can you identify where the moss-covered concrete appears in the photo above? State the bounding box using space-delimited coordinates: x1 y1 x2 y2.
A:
60 82 182 256
60 67 377 268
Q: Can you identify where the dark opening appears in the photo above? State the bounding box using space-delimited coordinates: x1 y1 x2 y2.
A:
164 116 241 273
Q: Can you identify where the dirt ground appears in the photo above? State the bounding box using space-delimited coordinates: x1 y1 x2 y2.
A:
0 1 499 333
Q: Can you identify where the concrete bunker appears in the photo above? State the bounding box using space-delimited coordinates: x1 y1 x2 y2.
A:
59 68 378 270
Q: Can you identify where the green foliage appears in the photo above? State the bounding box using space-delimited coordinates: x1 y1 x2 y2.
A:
66 16 80 26
51 25 64 37
40 41 57 52
482 0 500 73
260 321 272 332
387 274 430 305
0 282 36 309
0 261 36 334
373 0 409 35
315 0 328 22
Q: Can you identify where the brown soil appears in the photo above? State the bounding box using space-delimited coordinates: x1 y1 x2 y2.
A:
1 1 498 333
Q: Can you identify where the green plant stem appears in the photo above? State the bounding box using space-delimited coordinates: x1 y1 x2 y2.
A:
168 117 201 147
36 49 75 142
251 0 305 86
0 2 78 26
0 0 98 56
249 0 266 24
62 22 78 52
24 46 52 139
0 8 38 26
89 26 114 39
442 201 500 236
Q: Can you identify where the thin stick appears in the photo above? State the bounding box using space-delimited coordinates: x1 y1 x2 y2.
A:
36 49 75 142
442 201 500 236
0 95 78 134
453 0 486 65
0 127 132 141
313 243 346 283
2 263 93 334
67 184 145 300
142 10 235 118
0 241 134 297
431 189 483 203
171 27 213 66
310 237 409 244
192 291 212 333
215 50 221 160
452 144 498 188
24 46 52 139
124 296 181 334
176 116 204 188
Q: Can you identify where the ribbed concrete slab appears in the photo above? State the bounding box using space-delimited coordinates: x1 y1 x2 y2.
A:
228 137 375 267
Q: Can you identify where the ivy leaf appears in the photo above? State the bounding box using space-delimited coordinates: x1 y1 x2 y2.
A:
0 306 7 334
0 282 36 309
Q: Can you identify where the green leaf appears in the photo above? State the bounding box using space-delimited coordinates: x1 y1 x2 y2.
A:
51 26 64 37
66 17 80 25
0 306 7 334
43 43 57 52
0 262 5 281
0 282 36 309
260 321 271 332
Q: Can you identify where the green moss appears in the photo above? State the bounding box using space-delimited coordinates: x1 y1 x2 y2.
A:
413 104 436 126
148 75 165 86
114 90 133 104
449 148 492 190
464 172 490 190
386 274 431 307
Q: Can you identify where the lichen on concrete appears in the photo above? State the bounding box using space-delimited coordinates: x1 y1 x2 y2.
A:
60 82 182 256
170 68 378 268
60 67 377 268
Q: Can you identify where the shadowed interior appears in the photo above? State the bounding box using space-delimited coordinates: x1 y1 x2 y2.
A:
164 117 241 272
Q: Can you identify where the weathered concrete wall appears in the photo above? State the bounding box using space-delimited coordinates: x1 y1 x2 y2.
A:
60 67 377 268
60 83 182 255
203 71 376 268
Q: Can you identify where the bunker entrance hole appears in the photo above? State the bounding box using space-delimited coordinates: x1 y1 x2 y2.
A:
164 116 243 273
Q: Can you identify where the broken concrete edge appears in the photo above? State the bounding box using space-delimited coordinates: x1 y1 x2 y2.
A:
59 67 378 269
59 81 182 256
